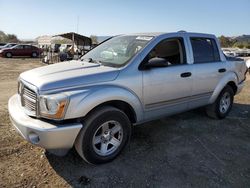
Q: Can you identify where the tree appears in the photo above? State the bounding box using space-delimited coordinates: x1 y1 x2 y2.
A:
6 34 19 42
218 35 234 48
233 41 250 49
90 35 98 44
246 43 250 49
0 30 20 43
233 42 243 48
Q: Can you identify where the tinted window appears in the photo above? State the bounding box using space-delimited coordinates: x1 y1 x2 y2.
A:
14 45 24 49
191 38 220 63
24 45 32 49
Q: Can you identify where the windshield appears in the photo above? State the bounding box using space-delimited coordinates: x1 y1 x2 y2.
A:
6 44 16 48
82 35 153 67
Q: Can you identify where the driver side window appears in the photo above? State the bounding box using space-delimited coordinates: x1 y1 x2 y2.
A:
146 38 186 66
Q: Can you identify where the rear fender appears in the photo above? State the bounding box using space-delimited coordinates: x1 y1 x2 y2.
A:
209 72 238 104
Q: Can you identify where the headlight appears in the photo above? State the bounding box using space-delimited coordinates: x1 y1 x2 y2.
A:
39 94 69 120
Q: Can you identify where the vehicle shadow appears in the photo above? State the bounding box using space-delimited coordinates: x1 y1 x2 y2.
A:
46 102 250 187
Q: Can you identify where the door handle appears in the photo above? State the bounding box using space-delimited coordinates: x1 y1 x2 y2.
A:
218 68 226 73
180 72 192 78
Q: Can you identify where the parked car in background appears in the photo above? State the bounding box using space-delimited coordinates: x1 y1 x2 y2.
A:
0 43 17 49
235 49 250 57
222 49 236 57
59 44 72 52
0 44 43 58
222 48 250 57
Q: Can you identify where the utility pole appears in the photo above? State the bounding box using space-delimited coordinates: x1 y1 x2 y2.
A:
76 15 79 33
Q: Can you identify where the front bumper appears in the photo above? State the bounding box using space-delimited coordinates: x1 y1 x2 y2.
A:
8 94 82 150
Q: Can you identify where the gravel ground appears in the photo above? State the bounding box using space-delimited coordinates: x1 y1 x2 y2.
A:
0 57 249 188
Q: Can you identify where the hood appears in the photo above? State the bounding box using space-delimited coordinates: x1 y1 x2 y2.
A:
20 60 120 91
0 47 12 50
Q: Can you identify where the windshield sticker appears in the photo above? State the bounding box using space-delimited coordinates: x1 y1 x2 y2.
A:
136 36 153 41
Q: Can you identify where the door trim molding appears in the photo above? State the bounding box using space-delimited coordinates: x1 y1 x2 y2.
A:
145 91 213 110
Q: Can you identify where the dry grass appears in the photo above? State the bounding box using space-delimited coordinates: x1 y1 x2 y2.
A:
0 57 249 187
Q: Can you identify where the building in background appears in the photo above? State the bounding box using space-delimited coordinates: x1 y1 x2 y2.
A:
36 35 52 48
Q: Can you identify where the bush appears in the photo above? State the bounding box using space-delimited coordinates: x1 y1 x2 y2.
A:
0 30 20 43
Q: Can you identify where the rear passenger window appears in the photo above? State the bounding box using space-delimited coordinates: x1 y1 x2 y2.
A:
191 38 220 63
24 45 31 49
14 45 24 49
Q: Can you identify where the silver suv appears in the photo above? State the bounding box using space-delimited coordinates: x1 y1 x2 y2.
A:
8 32 247 164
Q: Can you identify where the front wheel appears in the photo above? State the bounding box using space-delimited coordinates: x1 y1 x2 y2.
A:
5 52 12 58
75 106 131 164
206 85 234 119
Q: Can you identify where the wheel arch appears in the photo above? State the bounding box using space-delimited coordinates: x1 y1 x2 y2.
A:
227 81 237 95
209 72 238 104
64 86 144 123
84 100 137 124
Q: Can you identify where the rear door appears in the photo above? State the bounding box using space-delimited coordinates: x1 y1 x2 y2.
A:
188 36 226 109
23 45 32 56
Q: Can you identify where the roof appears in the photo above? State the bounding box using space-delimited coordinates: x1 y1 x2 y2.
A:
53 32 92 46
124 31 216 38
124 32 165 37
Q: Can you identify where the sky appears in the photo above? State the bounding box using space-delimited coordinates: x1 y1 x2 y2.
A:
0 0 250 40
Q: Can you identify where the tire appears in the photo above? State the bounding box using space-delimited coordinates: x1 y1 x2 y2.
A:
5 52 12 58
206 85 234 119
75 106 131 164
31 52 38 58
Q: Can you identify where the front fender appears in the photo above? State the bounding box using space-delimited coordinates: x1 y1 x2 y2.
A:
209 72 238 104
64 85 144 122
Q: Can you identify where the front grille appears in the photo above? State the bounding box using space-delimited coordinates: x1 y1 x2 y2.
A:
19 82 37 116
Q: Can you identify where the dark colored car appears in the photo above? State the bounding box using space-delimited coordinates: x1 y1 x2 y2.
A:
0 44 43 58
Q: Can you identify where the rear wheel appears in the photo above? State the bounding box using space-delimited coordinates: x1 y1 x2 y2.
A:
31 52 38 58
75 106 131 164
206 85 234 119
5 52 12 58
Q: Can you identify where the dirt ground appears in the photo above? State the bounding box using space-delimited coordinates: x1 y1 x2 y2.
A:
0 57 249 188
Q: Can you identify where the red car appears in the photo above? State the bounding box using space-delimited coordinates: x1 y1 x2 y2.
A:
0 44 43 58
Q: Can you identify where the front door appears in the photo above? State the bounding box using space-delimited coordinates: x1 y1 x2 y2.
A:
23 45 32 56
141 37 193 120
12 45 24 56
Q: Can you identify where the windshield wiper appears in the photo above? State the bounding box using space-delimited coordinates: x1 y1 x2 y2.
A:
81 58 102 65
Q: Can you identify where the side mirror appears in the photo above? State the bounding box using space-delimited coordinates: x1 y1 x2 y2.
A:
144 57 169 69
